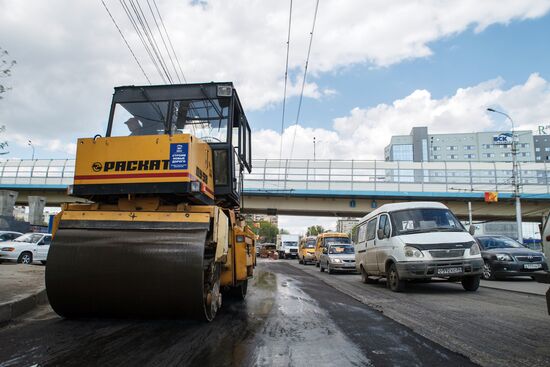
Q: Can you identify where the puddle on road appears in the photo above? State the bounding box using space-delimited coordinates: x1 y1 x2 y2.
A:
248 270 372 367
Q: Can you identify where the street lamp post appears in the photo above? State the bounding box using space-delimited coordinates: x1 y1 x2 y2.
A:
487 108 523 242
313 136 316 161
28 140 35 160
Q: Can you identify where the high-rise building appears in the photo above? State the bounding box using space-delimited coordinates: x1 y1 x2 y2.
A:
534 135 550 162
244 214 278 227
385 127 535 163
336 218 359 234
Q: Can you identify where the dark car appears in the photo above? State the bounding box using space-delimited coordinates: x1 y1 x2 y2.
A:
475 235 548 280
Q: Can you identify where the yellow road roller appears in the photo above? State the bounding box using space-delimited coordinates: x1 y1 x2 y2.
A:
46 82 255 321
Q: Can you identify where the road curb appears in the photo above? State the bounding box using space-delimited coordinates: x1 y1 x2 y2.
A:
479 283 548 297
0 288 48 324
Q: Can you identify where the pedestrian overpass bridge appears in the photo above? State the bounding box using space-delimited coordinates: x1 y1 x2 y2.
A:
1 158 549 221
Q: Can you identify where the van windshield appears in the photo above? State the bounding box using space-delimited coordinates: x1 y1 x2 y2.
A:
304 239 316 248
390 208 464 235
324 237 350 246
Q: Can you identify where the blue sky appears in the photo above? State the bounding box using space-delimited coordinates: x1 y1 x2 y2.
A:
249 14 550 133
2 1 550 161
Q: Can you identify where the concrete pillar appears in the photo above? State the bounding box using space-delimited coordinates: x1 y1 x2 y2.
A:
0 190 18 217
28 196 46 225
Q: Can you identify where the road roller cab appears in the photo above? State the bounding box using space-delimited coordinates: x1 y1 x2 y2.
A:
46 83 255 321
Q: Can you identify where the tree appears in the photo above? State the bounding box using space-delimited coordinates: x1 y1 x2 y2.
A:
306 225 325 236
0 47 15 155
246 219 280 243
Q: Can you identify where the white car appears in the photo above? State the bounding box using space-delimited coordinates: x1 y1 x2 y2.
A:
0 231 23 242
0 233 52 264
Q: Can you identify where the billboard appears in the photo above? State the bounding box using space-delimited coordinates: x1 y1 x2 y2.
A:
493 132 513 145
484 191 498 203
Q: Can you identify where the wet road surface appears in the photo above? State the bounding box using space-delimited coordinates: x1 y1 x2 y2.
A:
288 260 550 367
0 260 477 367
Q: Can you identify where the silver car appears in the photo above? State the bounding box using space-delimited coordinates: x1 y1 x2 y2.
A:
319 243 356 274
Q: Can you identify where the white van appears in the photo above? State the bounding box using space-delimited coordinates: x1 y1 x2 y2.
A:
354 202 483 292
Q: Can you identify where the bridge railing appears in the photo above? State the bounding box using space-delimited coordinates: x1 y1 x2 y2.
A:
0 158 548 195
245 159 550 195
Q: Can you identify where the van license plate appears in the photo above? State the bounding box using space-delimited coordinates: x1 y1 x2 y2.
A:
524 264 542 270
437 267 462 275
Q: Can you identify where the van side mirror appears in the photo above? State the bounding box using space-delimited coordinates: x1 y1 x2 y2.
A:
322 248 328 254
469 225 476 236
377 229 385 239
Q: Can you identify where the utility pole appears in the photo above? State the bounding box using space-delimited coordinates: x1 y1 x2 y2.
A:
487 108 523 242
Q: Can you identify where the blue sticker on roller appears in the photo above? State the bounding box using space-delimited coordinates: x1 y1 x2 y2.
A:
169 143 188 169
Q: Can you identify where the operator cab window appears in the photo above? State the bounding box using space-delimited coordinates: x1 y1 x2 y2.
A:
170 98 229 143
110 101 169 137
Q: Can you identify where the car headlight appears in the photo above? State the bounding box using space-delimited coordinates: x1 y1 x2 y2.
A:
404 246 424 258
331 258 343 263
495 253 513 261
1 247 15 252
469 243 481 256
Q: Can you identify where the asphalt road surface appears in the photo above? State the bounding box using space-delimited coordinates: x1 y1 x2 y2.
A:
286 259 550 367
0 259 546 366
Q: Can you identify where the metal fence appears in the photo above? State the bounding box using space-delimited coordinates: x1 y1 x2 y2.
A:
0 158 549 195
245 159 550 195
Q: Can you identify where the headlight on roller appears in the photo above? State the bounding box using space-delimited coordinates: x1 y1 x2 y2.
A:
190 181 201 192
469 243 481 256
495 253 513 261
404 246 424 258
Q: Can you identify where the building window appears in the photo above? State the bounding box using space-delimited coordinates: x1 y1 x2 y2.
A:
446 146 458 151
433 155 440 160
391 144 413 161
545 147 550 152
536 147 541 152
520 143 530 148
521 152 530 157
482 153 495 158
432 146 441 151
464 145 475 150
422 139 428 162
447 154 458 160
502 153 511 158
482 144 493 149
536 156 541 160
464 154 476 159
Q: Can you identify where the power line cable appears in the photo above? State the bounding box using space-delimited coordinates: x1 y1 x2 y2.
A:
120 0 166 83
289 0 320 159
100 0 152 84
152 0 187 83
278 0 293 163
149 0 185 83
131 0 173 83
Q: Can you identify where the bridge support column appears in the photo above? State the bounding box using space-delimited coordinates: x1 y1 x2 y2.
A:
0 190 18 217
28 196 46 226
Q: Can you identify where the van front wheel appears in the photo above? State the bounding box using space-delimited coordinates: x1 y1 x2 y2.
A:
387 263 405 292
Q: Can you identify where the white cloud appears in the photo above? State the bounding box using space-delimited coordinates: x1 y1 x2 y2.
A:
254 73 550 160
1 0 549 156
